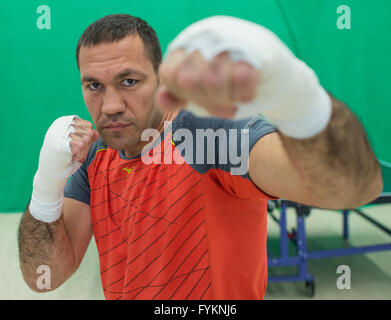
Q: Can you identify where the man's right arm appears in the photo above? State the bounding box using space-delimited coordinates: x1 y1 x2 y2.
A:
18 116 98 292
18 198 92 292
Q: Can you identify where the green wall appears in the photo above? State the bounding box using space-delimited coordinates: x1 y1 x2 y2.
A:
1 0 390 212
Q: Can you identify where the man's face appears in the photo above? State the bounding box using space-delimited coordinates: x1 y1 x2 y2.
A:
79 34 161 153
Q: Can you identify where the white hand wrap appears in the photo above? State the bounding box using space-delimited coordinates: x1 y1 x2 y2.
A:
166 15 332 139
29 116 81 223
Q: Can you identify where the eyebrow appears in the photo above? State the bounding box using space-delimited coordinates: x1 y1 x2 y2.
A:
81 68 147 84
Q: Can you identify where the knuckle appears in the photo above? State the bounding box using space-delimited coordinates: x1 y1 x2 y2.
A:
233 74 251 92
85 121 93 128
204 70 221 90
81 134 91 145
73 118 83 126
159 63 175 83
161 49 187 82
233 64 258 101
178 69 198 91
233 63 256 86
85 129 94 140
83 123 94 130
69 132 81 143
74 117 92 127
70 141 83 155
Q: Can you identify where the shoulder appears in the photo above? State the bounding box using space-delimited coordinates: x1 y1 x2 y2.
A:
171 110 277 145
170 110 277 176
172 109 275 131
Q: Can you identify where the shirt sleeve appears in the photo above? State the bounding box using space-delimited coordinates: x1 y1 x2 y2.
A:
172 111 279 200
220 114 277 177
211 115 279 200
64 160 90 205
63 138 104 205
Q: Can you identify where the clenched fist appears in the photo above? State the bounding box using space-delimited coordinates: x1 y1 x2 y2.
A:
157 49 260 118
69 118 99 163
30 116 99 222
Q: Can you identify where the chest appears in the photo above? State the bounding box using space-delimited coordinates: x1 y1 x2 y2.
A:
87 153 205 235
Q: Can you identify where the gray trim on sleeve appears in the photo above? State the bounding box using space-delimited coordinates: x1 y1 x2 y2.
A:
171 111 277 178
63 138 106 206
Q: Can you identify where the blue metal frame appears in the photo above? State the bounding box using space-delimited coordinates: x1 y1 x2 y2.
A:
267 195 391 293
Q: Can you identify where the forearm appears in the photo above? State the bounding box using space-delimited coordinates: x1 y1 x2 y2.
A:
278 95 383 209
18 206 76 292
19 116 96 292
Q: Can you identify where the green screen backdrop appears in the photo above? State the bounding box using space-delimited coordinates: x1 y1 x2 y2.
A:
1 0 390 212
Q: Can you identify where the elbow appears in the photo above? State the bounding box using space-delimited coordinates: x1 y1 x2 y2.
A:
352 170 383 208
20 262 74 294
311 169 383 210
25 280 54 294
22 271 67 293
21 270 56 294
341 168 384 209
369 170 384 200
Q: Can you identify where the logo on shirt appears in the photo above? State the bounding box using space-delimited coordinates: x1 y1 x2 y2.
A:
122 167 135 174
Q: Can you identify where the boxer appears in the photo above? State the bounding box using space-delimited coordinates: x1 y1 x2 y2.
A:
18 14 382 299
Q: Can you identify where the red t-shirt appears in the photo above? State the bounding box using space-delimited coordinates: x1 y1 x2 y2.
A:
64 110 277 300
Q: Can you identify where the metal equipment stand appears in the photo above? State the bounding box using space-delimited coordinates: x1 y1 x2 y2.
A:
267 195 391 297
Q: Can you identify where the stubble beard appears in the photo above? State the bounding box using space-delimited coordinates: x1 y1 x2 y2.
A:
98 106 163 156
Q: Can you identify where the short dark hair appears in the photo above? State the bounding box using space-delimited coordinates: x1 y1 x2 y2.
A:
76 14 162 73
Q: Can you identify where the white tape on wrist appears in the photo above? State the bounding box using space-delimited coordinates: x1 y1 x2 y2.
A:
29 196 64 223
166 15 332 139
30 115 81 223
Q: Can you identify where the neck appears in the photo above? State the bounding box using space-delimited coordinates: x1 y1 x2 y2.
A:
124 108 180 158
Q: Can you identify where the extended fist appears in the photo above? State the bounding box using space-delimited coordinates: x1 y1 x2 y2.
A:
69 118 99 163
157 49 260 118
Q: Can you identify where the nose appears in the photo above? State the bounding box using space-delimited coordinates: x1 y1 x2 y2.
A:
101 87 126 115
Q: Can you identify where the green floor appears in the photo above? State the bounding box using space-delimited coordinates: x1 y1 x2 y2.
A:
1 203 390 300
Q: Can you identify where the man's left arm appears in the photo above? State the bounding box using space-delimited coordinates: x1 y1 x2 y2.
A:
249 95 383 209
159 16 383 209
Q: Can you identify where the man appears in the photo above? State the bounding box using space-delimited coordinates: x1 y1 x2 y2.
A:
18 14 382 300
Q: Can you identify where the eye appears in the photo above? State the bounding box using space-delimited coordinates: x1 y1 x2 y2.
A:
121 79 138 87
87 83 102 91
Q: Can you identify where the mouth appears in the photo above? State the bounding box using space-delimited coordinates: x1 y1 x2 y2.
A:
103 122 132 132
